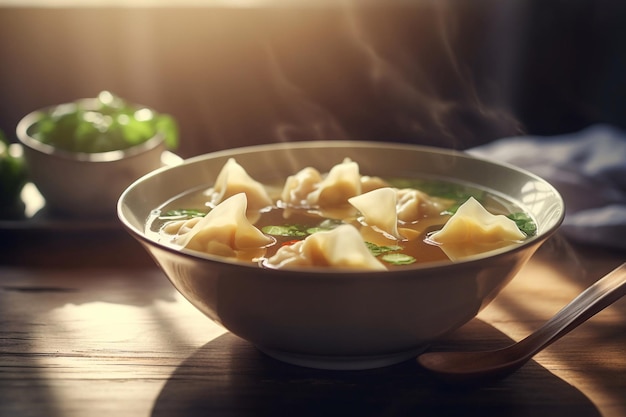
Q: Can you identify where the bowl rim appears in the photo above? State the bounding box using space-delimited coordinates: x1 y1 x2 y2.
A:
15 99 166 163
118 140 566 275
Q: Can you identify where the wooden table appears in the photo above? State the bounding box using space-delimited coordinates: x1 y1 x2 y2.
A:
1 225 625 417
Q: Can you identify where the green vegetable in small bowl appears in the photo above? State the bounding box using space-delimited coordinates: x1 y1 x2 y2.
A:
0 130 28 217
29 91 178 153
15 92 181 218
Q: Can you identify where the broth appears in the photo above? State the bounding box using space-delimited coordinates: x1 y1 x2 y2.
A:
146 175 531 270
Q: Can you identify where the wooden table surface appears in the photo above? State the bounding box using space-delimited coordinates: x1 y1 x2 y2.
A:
1 225 625 417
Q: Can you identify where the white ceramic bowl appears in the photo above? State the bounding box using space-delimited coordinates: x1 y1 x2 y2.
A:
118 141 564 370
16 101 168 218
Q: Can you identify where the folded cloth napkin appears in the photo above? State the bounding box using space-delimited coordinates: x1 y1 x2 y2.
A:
467 124 626 251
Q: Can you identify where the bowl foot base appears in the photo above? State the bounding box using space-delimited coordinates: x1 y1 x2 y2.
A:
256 345 427 370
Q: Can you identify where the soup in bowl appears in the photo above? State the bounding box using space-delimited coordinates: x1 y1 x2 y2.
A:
118 141 564 370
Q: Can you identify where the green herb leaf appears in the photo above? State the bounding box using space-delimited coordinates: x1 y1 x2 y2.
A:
365 242 403 256
304 227 326 234
381 253 416 265
261 225 308 237
159 209 207 220
155 114 180 150
389 178 484 203
366 242 415 265
306 219 343 234
0 131 28 212
507 212 537 236
264 219 343 237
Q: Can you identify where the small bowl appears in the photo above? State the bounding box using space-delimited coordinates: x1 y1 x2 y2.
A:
118 141 564 370
16 99 169 218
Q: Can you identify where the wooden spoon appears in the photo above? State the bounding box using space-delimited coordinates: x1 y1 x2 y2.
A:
417 262 626 384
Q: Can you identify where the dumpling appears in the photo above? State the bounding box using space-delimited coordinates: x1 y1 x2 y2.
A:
395 188 451 222
348 187 404 240
308 158 361 207
428 197 526 261
207 158 273 211
280 166 323 206
360 175 390 193
161 216 202 237
280 158 362 209
264 224 387 271
429 197 525 244
174 193 274 258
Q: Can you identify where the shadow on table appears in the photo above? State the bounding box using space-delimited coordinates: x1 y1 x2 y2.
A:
151 319 600 417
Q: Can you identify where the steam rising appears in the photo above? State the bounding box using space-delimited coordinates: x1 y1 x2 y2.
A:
255 1 523 150
266 45 350 142
10 3 526 154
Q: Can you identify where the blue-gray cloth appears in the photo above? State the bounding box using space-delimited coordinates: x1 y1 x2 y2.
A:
468 124 626 251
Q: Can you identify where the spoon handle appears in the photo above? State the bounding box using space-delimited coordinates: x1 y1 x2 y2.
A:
514 262 626 359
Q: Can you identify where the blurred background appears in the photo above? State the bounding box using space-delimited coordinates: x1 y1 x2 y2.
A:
1 0 625 158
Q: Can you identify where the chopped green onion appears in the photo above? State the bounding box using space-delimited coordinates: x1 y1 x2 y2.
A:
381 253 416 265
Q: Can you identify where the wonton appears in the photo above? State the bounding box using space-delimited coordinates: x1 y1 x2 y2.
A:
348 187 404 240
265 224 387 271
281 158 362 208
174 193 274 258
206 158 273 211
429 197 526 261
